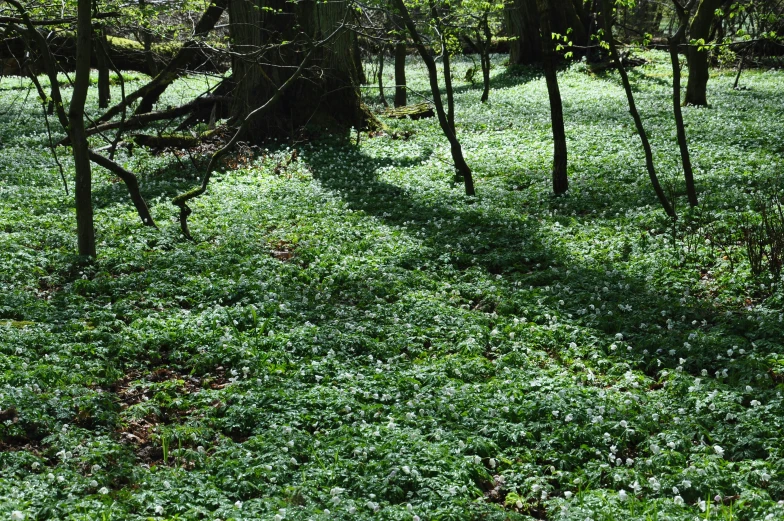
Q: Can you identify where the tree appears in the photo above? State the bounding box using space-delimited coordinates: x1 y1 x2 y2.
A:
227 0 365 141
683 0 724 106
504 0 588 65
669 0 698 206
534 0 568 194
600 0 675 218
390 0 476 195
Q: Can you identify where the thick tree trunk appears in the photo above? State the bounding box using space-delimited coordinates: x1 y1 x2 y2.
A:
71 0 96 257
535 0 568 194
228 0 363 140
394 41 407 107
684 0 723 106
505 0 587 65
601 0 675 219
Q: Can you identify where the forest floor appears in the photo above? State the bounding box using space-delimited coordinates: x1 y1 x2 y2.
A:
1 51 784 520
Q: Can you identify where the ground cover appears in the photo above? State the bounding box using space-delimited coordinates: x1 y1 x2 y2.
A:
1 52 783 520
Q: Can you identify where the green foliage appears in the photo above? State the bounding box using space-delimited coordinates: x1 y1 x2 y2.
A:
1 52 784 520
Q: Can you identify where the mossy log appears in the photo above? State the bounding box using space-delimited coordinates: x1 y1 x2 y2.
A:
131 133 200 149
1 32 227 76
382 103 434 120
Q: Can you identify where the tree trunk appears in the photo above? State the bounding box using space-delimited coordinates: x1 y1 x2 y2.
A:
669 0 697 207
480 13 491 103
601 0 675 219
353 33 367 84
71 0 96 257
684 0 723 106
535 0 568 194
505 0 587 65
394 41 407 107
95 29 111 108
391 0 474 195
378 48 388 107
228 0 363 140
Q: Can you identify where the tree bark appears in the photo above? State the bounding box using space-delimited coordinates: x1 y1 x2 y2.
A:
684 0 723 106
601 0 675 218
228 0 363 140
394 41 407 107
535 0 568 194
71 0 96 257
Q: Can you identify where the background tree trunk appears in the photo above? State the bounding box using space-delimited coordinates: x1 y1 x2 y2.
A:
505 0 587 65
394 41 407 107
534 0 568 194
228 0 363 141
684 0 722 106
95 30 111 108
71 0 96 257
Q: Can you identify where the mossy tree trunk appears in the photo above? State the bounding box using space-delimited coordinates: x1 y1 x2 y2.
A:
228 0 363 140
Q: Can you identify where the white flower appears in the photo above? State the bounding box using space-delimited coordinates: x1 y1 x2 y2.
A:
330 487 345 496
154 505 164 515
234 501 243 509
673 495 684 506
98 487 109 495
618 489 628 501
751 400 761 407
698 499 706 512
619 420 628 428
90 480 99 488
91 464 101 473
713 445 725 457
564 491 573 499
11 512 24 521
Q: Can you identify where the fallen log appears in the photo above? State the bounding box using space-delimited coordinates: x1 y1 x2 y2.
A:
381 102 435 120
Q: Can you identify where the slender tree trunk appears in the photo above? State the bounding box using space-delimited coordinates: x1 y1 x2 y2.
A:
601 0 675 218
378 47 388 107
71 0 96 257
535 0 568 194
391 0 474 195
479 13 491 103
669 0 698 207
684 0 723 105
394 41 407 107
